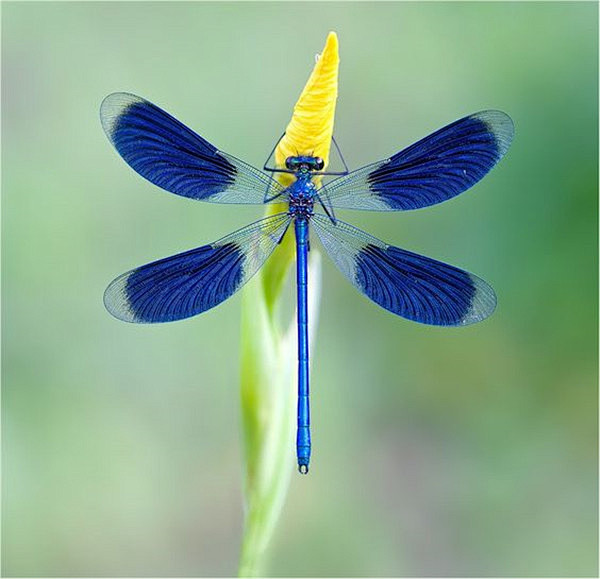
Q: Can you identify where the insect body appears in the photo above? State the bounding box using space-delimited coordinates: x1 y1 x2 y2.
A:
101 93 514 474
284 159 320 473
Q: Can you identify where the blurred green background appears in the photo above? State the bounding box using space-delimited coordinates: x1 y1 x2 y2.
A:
2 2 597 577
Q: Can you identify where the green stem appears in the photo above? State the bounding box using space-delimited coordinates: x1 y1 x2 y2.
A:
238 251 321 577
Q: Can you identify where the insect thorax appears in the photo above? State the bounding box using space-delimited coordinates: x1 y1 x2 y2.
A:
288 173 316 218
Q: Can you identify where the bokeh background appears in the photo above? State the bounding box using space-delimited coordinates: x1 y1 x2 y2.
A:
2 2 597 577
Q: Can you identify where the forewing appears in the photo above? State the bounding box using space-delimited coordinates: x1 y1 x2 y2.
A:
100 92 285 203
312 215 496 326
104 213 292 323
319 111 514 211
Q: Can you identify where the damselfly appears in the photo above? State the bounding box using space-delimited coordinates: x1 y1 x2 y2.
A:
101 93 514 474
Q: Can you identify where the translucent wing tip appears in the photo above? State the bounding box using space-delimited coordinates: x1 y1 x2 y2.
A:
100 92 144 141
103 271 143 323
459 273 498 326
472 110 515 159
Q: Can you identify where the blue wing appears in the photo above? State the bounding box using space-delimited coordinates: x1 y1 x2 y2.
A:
311 214 496 326
318 111 514 211
104 213 292 323
100 93 285 204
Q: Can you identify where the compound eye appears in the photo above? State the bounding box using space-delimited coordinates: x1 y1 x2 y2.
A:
315 157 325 171
285 157 296 170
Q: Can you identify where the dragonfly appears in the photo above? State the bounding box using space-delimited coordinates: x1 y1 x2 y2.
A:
100 92 514 474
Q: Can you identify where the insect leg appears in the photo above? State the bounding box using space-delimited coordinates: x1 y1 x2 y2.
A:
315 191 337 225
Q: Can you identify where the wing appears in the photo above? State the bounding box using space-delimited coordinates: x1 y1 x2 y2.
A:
100 92 285 204
311 214 496 326
104 213 292 323
318 111 514 211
